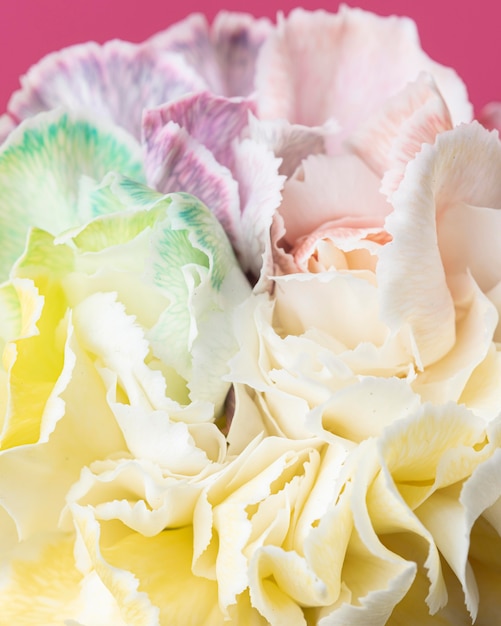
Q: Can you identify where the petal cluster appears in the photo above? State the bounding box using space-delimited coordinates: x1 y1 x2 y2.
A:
1 6 501 626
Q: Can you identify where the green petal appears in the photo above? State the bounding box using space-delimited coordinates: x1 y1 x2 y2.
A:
66 178 251 411
0 109 145 280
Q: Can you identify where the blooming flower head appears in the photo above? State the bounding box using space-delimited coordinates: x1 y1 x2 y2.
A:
1 6 501 626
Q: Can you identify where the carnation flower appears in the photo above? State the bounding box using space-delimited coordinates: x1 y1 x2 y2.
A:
1 6 501 626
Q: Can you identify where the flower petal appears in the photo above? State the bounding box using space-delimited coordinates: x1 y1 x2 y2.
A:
231 137 284 277
0 110 144 281
6 40 206 139
150 12 272 97
279 154 390 246
380 122 501 367
349 73 453 196
255 7 471 151
143 91 256 171
144 120 241 244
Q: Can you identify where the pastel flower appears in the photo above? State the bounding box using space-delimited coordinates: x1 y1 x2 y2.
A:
137 403 501 624
0 161 250 622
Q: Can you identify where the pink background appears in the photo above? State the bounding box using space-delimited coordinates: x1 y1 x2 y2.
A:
1 0 499 115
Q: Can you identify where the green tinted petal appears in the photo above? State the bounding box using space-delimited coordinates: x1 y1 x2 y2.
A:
0 109 145 280
66 179 250 411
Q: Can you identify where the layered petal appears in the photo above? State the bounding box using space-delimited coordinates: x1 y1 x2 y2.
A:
0 109 144 280
4 39 206 139
255 7 472 152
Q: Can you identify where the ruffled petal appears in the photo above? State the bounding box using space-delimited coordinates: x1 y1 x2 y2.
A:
0 109 144 281
349 73 453 196
231 137 284 277
380 122 501 367
279 154 390 246
255 7 471 151
143 92 256 171
6 40 206 139
144 120 242 245
150 12 272 97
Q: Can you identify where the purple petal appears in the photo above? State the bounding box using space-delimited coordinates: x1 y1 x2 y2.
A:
145 120 241 241
143 91 256 170
211 12 273 97
7 40 207 139
150 11 272 97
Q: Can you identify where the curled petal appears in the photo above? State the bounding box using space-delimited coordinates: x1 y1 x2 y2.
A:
380 123 501 366
280 154 391 247
349 73 453 196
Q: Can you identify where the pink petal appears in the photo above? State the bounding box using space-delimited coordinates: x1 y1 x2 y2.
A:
144 120 241 242
143 91 256 170
292 224 390 273
279 153 391 246
248 115 335 177
478 102 501 133
255 7 472 152
7 40 206 139
150 11 272 97
349 73 453 196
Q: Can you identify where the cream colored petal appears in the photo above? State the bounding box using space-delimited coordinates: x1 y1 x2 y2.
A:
0 534 82 625
110 402 225 471
273 272 386 349
0 324 125 541
378 403 487 508
307 376 421 443
458 344 501 420
73 503 223 626
193 437 324 609
379 151 456 367
413 275 498 407
66 456 215 533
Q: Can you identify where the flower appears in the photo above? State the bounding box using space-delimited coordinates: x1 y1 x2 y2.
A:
0 114 249 623
1 5 501 625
